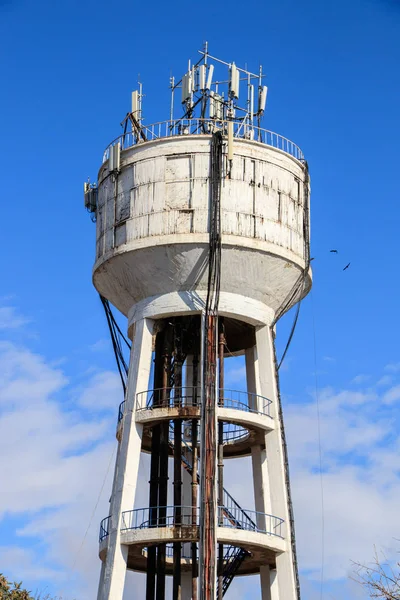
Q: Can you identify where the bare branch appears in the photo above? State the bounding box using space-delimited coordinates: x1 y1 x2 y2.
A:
352 550 400 600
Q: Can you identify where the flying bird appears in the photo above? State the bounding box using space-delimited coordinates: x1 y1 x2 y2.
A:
343 263 351 271
330 249 338 253
310 257 315 261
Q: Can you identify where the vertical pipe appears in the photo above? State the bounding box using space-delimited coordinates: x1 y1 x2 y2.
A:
147 427 160 600
217 328 225 599
173 418 182 600
147 330 165 600
199 313 218 600
191 421 199 600
193 350 199 407
156 328 172 600
156 421 169 600
191 346 199 600
173 326 183 600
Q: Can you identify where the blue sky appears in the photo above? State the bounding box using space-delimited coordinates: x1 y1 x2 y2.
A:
1 0 400 598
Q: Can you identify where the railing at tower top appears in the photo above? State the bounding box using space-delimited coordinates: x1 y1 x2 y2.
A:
102 119 304 163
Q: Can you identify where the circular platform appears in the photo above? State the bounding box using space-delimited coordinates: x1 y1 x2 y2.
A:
99 505 285 575
116 388 274 457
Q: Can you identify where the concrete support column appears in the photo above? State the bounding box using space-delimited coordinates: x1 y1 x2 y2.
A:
270 568 279 600
259 566 272 600
246 347 273 519
246 347 273 600
247 325 297 600
246 326 296 600
97 318 154 600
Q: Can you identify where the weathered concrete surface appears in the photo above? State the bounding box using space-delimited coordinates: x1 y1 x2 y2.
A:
93 135 310 318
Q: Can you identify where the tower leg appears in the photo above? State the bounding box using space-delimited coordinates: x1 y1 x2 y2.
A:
156 325 173 600
270 568 279 600
246 325 297 600
97 318 154 600
199 313 218 600
181 460 193 600
182 356 194 600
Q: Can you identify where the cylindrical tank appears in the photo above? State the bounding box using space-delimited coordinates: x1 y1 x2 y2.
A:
93 126 311 326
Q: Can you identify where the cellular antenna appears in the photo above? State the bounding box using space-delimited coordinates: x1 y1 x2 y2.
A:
229 63 240 99
259 85 268 114
205 64 214 90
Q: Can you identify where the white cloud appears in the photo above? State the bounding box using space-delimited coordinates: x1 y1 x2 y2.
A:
0 306 31 330
376 374 393 387
323 356 336 363
89 339 110 353
0 546 62 583
292 466 400 581
283 379 400 586
351 374 370 385
221 379 400 590
225 364 246 386
0 341 67 406
382 384 400 404
0 341 117 599
385 362 400 373
74 370 123 411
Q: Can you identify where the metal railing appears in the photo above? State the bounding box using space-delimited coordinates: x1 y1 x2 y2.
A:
222 489 257 531
168 415 248 446
119 389 270 446
218 389 272 418
223 422 249 443
108 387 276 591
136 386 201 411
102 119 304 163
121 506 200 531
135 387 272 417
119 397 251 446
118 400 125 422
109 505 284 537
218 506 284 538
99 515 111 542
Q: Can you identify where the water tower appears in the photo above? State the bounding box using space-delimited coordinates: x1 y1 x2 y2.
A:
86 44 311 600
